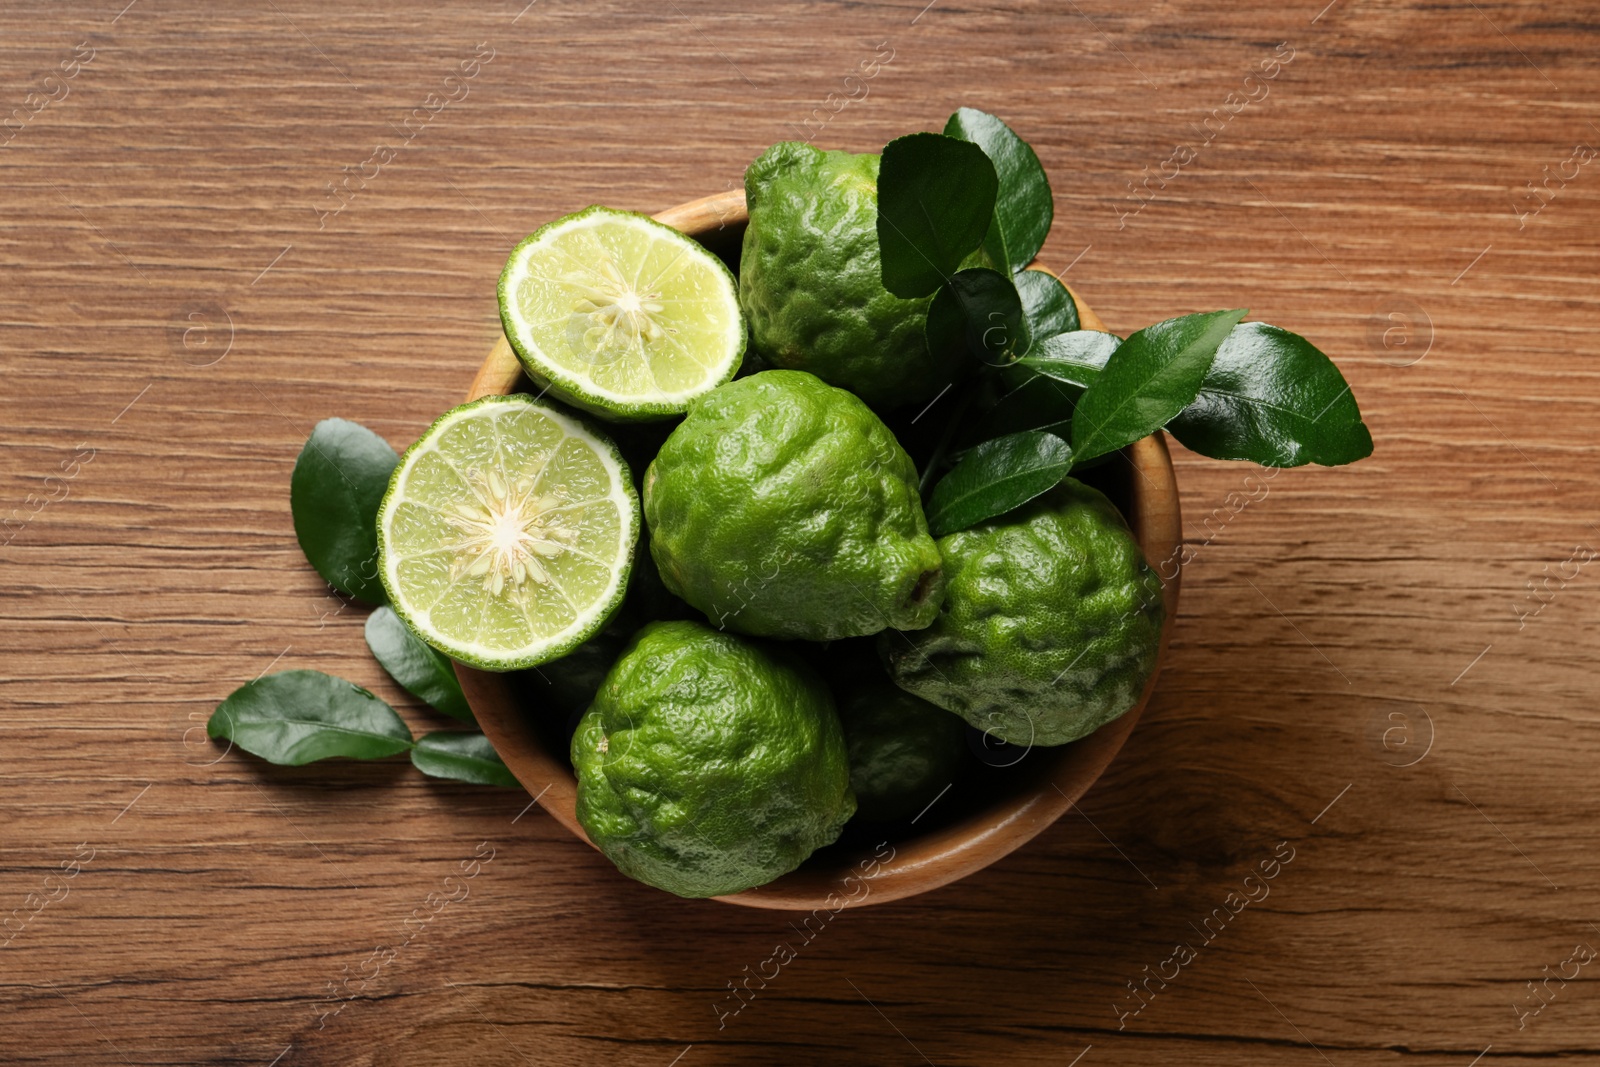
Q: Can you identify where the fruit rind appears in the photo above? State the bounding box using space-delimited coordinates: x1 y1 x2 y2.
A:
643 369 944 641
740 143 956 409
571 620 856 898
838 683 967 823
882 478 1164 747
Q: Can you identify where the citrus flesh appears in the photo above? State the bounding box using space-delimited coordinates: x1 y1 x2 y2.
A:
740 143 956 410
643 369 944 641
882 478 1165 747
571 620 855 898
499 206 744 421
378 394 639 671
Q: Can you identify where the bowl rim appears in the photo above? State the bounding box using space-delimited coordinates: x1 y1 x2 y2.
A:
456 189 1182 910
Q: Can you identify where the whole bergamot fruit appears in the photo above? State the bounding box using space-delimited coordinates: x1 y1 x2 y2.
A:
740 142 958 410
881 479 1165 747
838 682 967 823
643 370 944 641
571 620 855 898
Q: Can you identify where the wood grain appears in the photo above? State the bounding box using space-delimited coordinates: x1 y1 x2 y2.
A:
2 1 1598 1064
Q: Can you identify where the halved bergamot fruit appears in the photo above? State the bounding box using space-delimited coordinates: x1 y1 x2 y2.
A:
497 206 745 421
377 394 640 671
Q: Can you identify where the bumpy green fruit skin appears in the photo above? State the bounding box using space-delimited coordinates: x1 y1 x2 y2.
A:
882 479 1165 747
571 620 855 898
643 370 944 641
740 142 955 409
838 683 967 823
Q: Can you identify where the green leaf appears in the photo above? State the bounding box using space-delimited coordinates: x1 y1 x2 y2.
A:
977 215 1010 278
926 267 1032 367
1014 269 1079 338
365 607 473 722
1167 322 1374 467
1071 309 1248 464
965 376 1080 447
927 431 1074 537
944 108 1054 272
208 670 414 766
1017 330 1121 392
411 732 519 788
290 418 398 604
877 132 999 298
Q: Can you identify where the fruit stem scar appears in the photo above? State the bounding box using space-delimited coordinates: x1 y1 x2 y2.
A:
908 569 939 607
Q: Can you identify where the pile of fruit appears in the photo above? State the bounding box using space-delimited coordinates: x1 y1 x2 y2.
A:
219 110 1372 900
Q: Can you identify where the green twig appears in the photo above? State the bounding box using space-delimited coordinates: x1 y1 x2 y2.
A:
919 385 977 498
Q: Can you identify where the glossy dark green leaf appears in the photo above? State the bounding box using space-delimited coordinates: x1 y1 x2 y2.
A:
943 108 1054 272
290 418 398 604
965 375 1080 447
411 732 519 788
1017 330 1122 392
1167 322 1374 467
877 132 999 298
927 431 1074 537
208 670 413 765
1014 269 1079 339
955 237 1004 275
1071 309 1247 464
926 267 1032 367
976 215 1010 279
365 606 473 722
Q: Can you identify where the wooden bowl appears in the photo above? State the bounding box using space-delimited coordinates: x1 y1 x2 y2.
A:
457 189 1181 910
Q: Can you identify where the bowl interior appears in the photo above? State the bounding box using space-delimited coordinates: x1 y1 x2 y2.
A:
458 190 1181 909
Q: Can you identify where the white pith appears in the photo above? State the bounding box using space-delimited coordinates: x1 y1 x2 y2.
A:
567 256 669 356
443 468 577 596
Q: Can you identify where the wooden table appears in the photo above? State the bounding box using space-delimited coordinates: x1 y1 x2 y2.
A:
2 2 1596 1063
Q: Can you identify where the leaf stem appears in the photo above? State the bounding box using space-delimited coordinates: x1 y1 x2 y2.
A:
919 384 978 498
